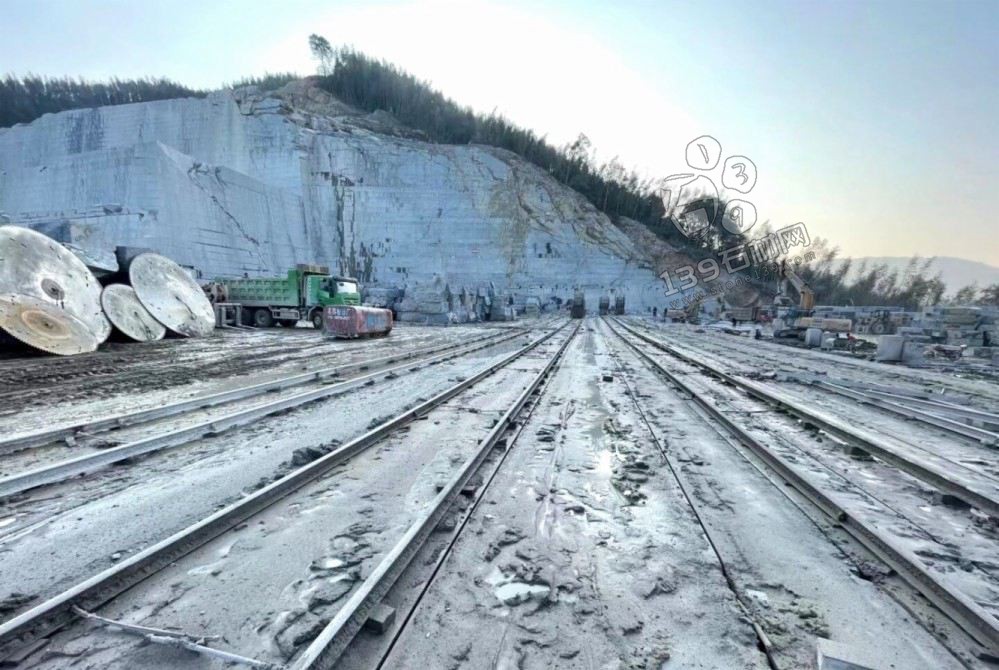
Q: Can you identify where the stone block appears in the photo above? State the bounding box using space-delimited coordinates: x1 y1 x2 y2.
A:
804 327 823 348
816 638 883 669
364 603 396 634
901 341 926 364
875 335 904 362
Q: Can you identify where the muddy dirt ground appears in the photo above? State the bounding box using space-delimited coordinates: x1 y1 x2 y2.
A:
0 318 994 669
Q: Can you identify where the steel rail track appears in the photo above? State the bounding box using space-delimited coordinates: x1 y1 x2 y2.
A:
0 328 524 456
773 372 999 430
811 380 999 446
650 320 999 406
0 322 570 663
0 336 347 404
288 322 580 670
599 320 779 668
613 318 999 519
0 329 533 499
368 321 580 670
606 318 999 659
896 395 999 426
641 319 999 443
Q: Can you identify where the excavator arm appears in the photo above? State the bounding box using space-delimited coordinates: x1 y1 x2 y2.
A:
778 262 815 311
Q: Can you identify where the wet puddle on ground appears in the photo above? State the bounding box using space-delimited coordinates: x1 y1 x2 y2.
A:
594 449 614 477
486 566 550 606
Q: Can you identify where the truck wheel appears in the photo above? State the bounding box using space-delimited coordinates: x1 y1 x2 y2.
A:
253 309 274 328
311 311 324 330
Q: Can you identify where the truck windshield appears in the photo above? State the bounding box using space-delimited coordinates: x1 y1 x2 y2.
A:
337 281 358 294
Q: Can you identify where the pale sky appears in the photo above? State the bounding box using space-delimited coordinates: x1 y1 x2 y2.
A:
2 0 997 265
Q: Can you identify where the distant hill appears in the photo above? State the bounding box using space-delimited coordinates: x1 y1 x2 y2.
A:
843 256 999 294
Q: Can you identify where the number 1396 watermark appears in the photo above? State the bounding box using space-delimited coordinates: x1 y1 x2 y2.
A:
657 135 813 299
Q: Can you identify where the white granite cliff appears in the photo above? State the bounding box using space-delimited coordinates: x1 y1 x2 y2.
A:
0 80 684 315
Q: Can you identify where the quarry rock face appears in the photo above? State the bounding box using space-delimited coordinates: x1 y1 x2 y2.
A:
0 81 673 315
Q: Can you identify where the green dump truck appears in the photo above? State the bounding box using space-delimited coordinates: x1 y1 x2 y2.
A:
220 264 360 328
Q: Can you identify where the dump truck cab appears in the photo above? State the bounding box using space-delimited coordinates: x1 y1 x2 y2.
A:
315 275 361 308
303 271 360 328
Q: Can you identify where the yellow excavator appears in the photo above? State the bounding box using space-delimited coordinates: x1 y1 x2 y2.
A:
664 296 705 323
772 261 851 338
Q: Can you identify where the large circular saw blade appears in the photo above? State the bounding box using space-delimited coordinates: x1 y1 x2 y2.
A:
129 253 214 337
0 294 101 355
0 225 110 351
101 284 167 342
